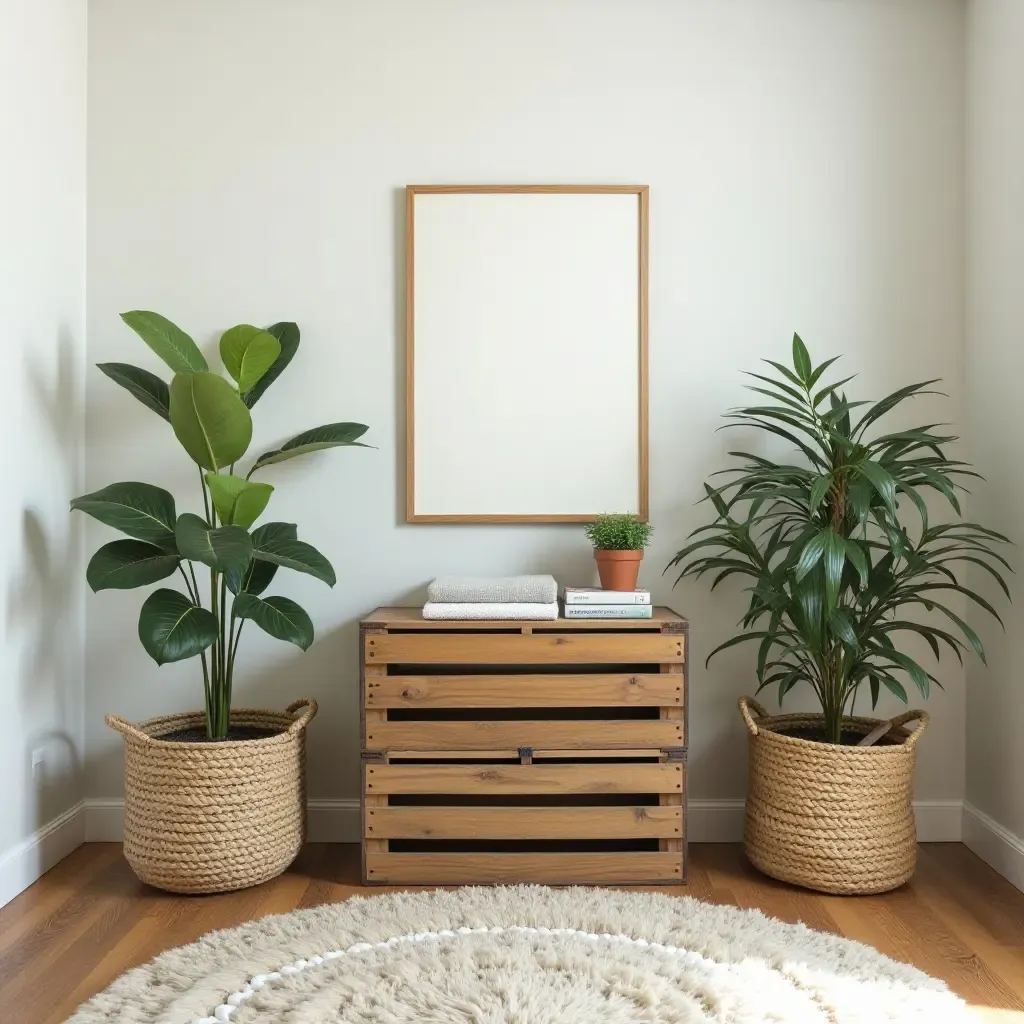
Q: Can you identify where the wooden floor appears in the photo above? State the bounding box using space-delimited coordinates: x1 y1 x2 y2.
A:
1 843 1022 1024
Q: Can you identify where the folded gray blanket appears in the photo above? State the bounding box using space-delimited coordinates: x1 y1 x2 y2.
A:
427 574 558 604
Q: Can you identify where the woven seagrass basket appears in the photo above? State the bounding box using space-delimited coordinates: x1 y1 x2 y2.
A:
739 696 928 895
106 699 317 894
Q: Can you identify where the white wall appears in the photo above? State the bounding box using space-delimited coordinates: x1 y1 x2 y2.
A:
85 0 968 826
964 0 1024 888
0 0 88 902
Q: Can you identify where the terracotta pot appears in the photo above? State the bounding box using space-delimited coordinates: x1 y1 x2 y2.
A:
594 548 643 591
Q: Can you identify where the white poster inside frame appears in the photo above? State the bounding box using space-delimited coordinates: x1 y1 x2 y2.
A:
406 185 649 523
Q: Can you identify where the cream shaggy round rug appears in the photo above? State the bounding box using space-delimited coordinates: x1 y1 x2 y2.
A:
67 886 968 1023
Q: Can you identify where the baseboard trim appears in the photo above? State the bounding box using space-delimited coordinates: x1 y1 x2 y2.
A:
0 801 86 908
84 797 963 846
962 801 1024 894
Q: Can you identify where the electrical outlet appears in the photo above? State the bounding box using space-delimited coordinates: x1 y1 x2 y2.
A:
31 748 46 780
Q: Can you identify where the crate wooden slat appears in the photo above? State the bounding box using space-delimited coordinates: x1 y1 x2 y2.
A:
365 762 683 795
367 805 683 840
366 673 682 708
384 748 665 760
360 607 689 886
364 719 683 751
365 632 684 665
363 606 683 630
365 852 683 884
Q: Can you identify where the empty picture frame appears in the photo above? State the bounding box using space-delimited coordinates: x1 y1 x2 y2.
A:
406 185 649 523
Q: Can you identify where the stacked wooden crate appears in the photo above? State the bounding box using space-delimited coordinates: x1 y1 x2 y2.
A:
360 606 688 885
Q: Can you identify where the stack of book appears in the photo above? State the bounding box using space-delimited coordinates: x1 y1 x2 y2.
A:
562 587 653 618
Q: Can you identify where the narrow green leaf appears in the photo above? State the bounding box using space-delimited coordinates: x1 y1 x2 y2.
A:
233 593 314 650
856 460 898 517
120 311 208 373
249 422 370 475
204 473 273 528
881 677 909 703
169 371 253 470
868 675 880 710
87 540 179 591
70 482 177 547
219 325 281 394
791 333 812 382
138 589 218 665
97 363 170 420
794 531 828 581
843 538 870 589
174 513 252 573
822 531 844 609
828 608 857 648
807 474 832 516
243 322 300 408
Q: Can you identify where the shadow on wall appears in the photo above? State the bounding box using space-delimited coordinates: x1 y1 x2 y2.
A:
6 329 84 832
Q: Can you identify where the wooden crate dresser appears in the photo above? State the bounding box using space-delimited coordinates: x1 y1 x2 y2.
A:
360 606 689 886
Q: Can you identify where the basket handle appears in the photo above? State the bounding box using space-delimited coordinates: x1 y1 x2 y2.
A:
738 696 769 737
890 708 929 748
105 714 150 743
286 698 318 733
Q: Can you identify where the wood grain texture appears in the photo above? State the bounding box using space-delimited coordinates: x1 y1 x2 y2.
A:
366 805 683 840
364 719 684 751
361 606 686 628
365 852 682 885
364 762 684 795
2 843 1023 1024
366 673 683 708
365 632 684 665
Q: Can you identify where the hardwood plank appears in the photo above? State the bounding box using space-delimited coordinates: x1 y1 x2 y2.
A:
366 805 683 840
366 632 684 664
365 762 684 795
365 852 683 884
363 605 686 628
4 842 1024 1024
365 719 683 751
366 673 683 708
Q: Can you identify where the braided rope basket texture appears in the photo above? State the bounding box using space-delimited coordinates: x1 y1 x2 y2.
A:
106 699 317 894
739 696 928 895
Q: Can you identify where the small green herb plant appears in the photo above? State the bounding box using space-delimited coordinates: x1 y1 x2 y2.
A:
669 334 1010 744
585 513 654 551
72 312 370 740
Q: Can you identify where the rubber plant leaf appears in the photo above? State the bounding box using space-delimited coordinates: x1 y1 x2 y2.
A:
233 593 314 650
242 322 299 408
70 481 177 548
97 362 170 420
219 325 281 395
120 311 208 373
169 371 253 471
86 540 180 591
249 422 370 475
138 588 218 665
204 473 273 529
174 513 252 573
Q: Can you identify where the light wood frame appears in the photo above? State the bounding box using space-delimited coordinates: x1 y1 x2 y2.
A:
405 184 649 524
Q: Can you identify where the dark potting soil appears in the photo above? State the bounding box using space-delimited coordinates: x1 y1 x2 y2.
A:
784 727 899 747
156 725 280 743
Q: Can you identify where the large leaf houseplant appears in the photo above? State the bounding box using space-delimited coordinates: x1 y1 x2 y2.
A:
75 312 369 893
670 335 1010 893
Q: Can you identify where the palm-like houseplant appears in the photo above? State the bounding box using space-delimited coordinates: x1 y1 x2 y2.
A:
72 312 369 892
668 335 1011 892
671 334 1009 742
